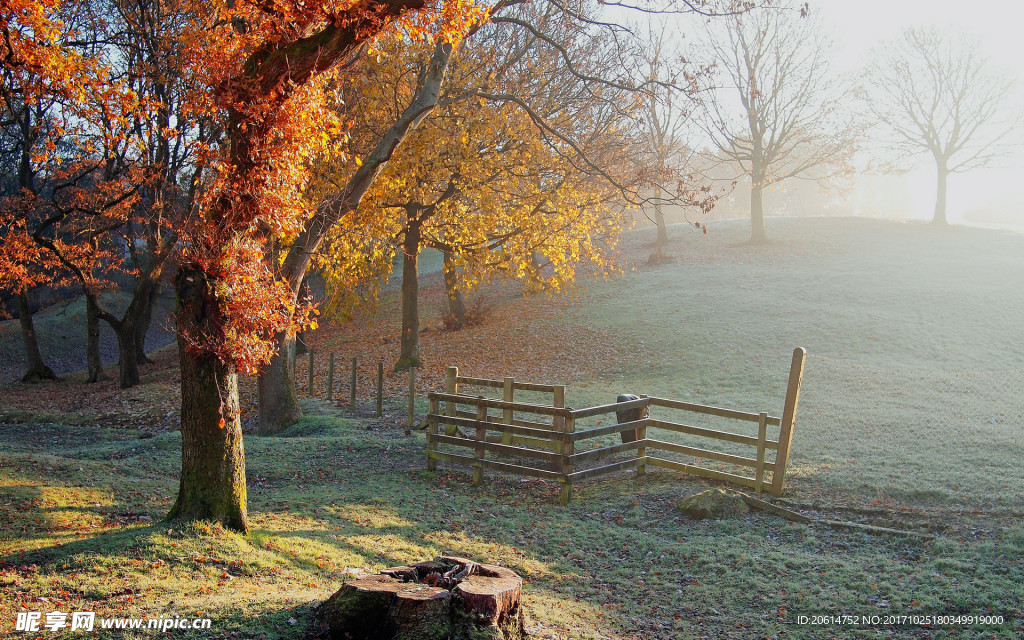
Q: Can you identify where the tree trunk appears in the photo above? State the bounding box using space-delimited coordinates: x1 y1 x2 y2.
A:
88 288 145 389
442 249 467 329
258 41 453 433
86 294 103 383
293 277 311 355
654 187 668 246
750 177 768 244
396 220 421 371
168 265 249 533
133 279 162 364
92 290 142 389
17 291 57 383
258 332 303 435
654 204 669 246
933 162 948 225
114 323 141 388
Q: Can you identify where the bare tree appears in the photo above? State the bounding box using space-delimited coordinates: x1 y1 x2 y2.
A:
861 26 1019 225
636 23 703 247
699 6 855 243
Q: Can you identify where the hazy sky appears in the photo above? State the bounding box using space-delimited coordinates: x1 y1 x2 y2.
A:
811 0 1024 225
813 0 1024 78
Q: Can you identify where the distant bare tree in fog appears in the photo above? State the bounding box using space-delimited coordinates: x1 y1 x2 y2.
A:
636 24 701 247
699 6 855 243
863 27 1019 225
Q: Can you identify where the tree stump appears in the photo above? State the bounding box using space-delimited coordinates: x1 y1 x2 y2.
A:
315 557 524 640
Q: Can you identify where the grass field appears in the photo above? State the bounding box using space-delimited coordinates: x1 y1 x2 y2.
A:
560 218 1024 511
2 217 1023 639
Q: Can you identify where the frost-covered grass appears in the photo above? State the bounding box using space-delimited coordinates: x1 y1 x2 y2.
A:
564 217 1024 511
3 217 1024 639
2 406 1022 639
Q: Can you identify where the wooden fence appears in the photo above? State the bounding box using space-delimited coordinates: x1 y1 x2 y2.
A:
425 348 806 504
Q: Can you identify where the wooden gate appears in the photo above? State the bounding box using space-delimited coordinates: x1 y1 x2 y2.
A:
425 348 805 504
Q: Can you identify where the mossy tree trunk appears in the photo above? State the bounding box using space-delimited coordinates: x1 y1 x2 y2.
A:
168 265 249 533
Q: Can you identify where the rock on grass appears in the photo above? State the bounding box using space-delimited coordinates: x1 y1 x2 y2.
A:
678 488 750 519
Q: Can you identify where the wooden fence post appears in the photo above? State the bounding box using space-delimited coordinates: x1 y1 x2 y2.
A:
473 403 486 485
551 385 565 456
553 385 565 430
407 367 417 428
444 366 458 435
427 396 439 471
376 361 384 417
770 347 806 497
559 413 574 505
350 356 358 406
307 349 315 394
501 377 514 445
755 411 768 494
636 394 648 476
326 352 335 401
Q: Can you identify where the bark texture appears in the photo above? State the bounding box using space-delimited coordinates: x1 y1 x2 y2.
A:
316 557 523 640
168 266 249 533
113 324 140 388
317 575 451 640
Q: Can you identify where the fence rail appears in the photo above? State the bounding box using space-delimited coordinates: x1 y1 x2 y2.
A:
425 348 805 503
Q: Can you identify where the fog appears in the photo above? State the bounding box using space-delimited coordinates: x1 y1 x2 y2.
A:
637 0 1024 230
817 0 1024 228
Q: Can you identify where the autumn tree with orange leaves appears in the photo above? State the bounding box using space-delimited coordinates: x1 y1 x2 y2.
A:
162 0 484 532
334 22 635 370
1 0 149 384
1 0 89 382
2 0 208 389
256 0 727 434
4 0 745 533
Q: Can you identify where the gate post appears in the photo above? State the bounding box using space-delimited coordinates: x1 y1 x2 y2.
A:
771 347 806 497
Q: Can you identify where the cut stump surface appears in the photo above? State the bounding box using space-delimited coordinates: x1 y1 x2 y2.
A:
316 557 524 640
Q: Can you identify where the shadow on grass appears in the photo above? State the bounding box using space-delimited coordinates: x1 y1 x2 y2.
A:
1 523 160 567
